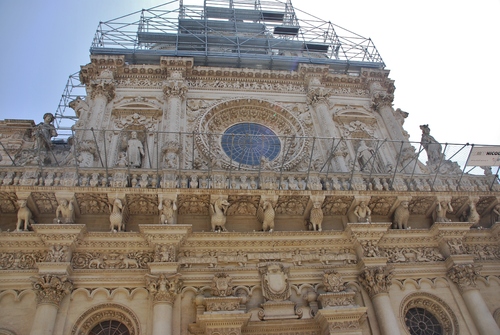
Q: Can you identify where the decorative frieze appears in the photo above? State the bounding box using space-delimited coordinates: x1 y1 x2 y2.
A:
0 251 46 270
71 251 154 269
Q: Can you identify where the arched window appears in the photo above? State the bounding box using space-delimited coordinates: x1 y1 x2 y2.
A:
405 307 443 335
71 303 140 335
88 320 130 335
400 292 459 335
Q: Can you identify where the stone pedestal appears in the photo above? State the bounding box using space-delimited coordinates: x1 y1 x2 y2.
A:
205 296 242 313
318 291 356 309
191 313 251 335
259 300 302 320
315 307 367 335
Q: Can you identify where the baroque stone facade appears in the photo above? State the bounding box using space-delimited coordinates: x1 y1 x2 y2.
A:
1 1 500 335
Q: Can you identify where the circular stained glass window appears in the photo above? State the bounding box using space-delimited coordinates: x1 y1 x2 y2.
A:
89 320 130 335
221 123 281 166
405 307 443 335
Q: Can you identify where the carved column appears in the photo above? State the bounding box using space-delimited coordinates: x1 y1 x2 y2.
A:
146 273 182 335
358 266 401 335
29 274 73 335
368 78 422 174
306 76 348 172
76 73 115 167
161 65 189 169
447 264 500 335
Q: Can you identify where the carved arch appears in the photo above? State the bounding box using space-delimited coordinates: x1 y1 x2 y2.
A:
71 303 140 335
400 292 459 335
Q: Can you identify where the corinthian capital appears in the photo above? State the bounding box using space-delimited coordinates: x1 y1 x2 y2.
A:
370 91 394 111
306 87 331 106
358 266 394 298
145 273 182 304
447 263 481 292
89 82 115 102
31 274 73 306
163 80 188 99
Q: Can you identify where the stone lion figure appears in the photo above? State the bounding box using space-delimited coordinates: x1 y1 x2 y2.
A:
16 200 35 231
393 201 410 229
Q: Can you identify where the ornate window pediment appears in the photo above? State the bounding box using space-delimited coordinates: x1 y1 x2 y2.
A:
333 105 377 125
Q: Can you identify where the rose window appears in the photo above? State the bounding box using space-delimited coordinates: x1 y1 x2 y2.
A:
221 123 281 166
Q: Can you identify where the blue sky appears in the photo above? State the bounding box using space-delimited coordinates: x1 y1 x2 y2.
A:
0 0 499 146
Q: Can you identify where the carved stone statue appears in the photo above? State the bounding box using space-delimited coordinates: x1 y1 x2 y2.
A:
35 113 57 151
109 198 125 232
158 199 177 224
308 201 323 231
434 201 453 223
357 140 377 172
354 201 371 223
210 197 230 232
126 131 145 168
55 199 75 224
466 201 481 228
115 152 128 167
420 124 442 165
257 200 275 232
16 200 35 231
392 201 410 229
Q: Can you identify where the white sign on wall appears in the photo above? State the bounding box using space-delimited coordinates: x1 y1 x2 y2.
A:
466 146 500 166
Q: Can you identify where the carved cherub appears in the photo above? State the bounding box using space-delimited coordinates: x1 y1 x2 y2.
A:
354 201 371 223
55 199 75 224
158 199 177 225
434 201 453 223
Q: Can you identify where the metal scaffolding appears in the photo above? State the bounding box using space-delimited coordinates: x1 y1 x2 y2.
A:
0 127 498 191
90 0 385 71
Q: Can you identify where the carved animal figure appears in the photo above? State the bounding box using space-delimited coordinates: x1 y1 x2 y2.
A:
257 201 275 232
210 198 230 232
467 202 481 228
119 255 138 269
89 254 107 269
109 199 125 232
308 202 323 232
16 200 35 231
393 201 410 229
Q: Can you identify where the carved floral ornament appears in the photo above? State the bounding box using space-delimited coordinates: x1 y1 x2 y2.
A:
194 98 310 171
400 292 459 335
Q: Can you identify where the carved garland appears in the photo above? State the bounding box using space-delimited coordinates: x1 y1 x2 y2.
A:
400 292 459 335
194 99 310 171
71 303 140 335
